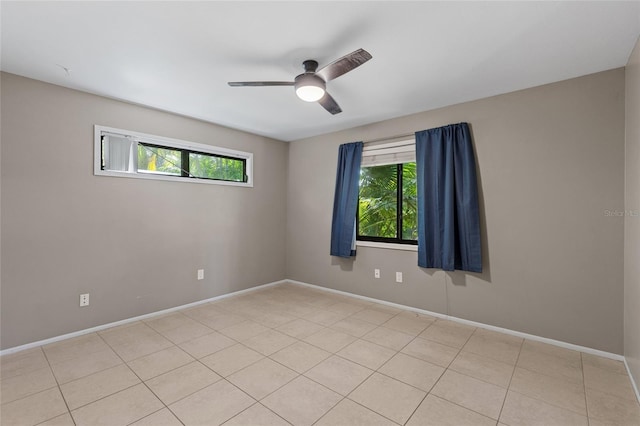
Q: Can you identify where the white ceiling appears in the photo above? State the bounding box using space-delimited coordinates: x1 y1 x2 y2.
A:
2 1 639 141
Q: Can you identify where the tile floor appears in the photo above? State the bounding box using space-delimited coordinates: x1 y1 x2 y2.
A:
1 283 639 426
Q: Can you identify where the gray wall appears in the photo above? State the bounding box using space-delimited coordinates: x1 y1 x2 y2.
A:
287 69 625 354
625 37 640 388
0 73 288 349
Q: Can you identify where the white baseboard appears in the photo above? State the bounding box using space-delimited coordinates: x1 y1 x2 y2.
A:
0 280 287 356
3 277 637 405
286 279 625 362
624 358 640 405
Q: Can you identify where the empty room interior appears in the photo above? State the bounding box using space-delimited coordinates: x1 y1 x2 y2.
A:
2 2 640 425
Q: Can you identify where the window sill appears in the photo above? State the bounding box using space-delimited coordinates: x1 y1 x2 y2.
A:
356 241 418 252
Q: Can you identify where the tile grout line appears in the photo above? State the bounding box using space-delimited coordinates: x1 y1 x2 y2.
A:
37 346 77 426
495 336 524 423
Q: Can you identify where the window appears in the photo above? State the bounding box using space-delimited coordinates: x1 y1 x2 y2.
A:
95 126 252 187
357 138 417 245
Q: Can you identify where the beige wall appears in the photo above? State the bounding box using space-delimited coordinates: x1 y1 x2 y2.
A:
287 69 625 354
625 37 640 388
0 73 288 349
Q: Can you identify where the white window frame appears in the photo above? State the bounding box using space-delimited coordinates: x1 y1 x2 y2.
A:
357 136 418 248
94 125 253 187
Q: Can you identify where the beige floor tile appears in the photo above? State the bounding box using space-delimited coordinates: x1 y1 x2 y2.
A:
349 308 395 325
449 350 514 388
145 361 221 404
510 367 586 415
181 303 226 321
60 364 140 410
315 398 396 426
304 355 373 396
305 309 350 326
382 315 432 336
362 326 414 351
270 341 331 373
70 383 163 426
227 358 297 400
37 412 75 426
194 312 248 330
521 339 581 363
1 387 68 426
326 301 366 316
50 347 122 384
276 318 324 339
145 312 195 332
201 343 264 377
583 363 637 401
407 394 496 426
337 339 396 370
100 323 173 362
431 369 507 420
152 320 214 345
43 333 111 365
396 310 436 320
368 303 403 315
1 366 57 404
462 329 523 365
169 380 255 425
419 320 475 349
262 376 342 426
219 321 270 341
517 347 583 384
379 352 444 392
178 331 236 359
127 345 194 380
96 322 153 346
129 408 183 426
401 337 460 367
224 403 290 426
331 317 378 337
585 387 640 425
243 330 297 356
303 328 357 353
500 390 588 426
1 348 50 379
348 372 426 424
254 312 297 328
582 353 628 374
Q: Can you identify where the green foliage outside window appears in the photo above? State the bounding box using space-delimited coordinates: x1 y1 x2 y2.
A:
137 144 245 182
138 145 181 175
189 153 244 182
358 163 417 242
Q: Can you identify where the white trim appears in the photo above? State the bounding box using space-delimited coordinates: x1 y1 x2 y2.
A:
624 358 640 403
94 125 254 187
0 277 627 366
0 280 286 356
286 279 625 362
356 240 418 252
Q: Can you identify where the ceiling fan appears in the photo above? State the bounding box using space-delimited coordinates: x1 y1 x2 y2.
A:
228 48 372 115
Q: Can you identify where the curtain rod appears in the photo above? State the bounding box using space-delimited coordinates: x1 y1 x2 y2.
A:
364 132 416 144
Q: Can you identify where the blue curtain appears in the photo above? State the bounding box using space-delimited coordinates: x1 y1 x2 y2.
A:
416 123 482 272
330 142 363 257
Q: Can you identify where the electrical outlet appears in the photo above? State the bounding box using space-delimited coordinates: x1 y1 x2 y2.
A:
197 269 204 280
79 293 90 307
374 269 380 279
395 272 403 283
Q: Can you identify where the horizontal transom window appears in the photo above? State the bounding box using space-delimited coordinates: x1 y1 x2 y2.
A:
94 125 253 187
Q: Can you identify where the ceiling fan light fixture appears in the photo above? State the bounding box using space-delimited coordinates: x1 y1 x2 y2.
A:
294 74 326 102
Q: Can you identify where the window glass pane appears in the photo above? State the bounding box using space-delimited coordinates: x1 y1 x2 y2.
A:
189 153 245 182
358 164 397 238
138 144 181 176
402 162 418 240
